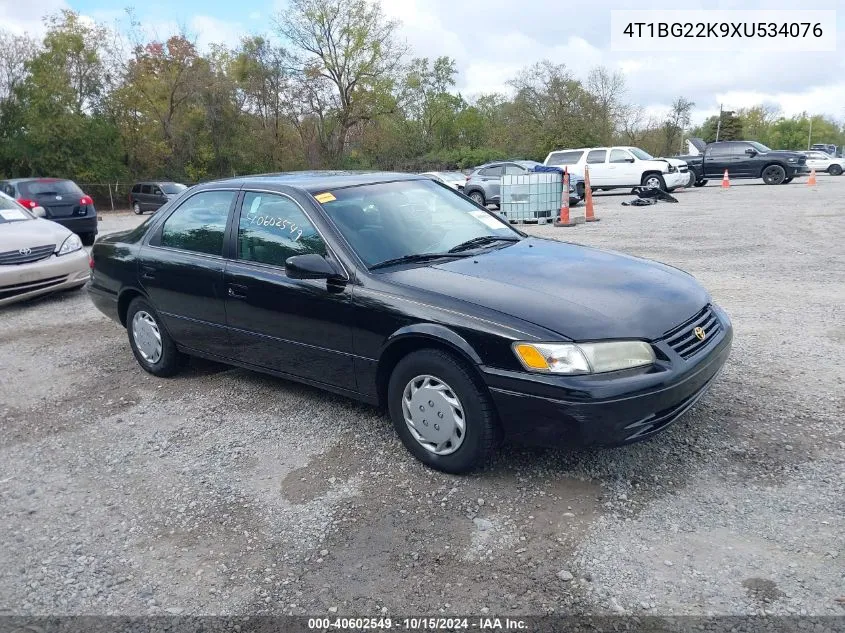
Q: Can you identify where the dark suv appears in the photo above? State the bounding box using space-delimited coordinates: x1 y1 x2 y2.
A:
0 178 98 244
129 181 188 214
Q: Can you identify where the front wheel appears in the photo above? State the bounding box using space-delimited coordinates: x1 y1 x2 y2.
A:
693 179 708 187
133 202 143 215
126 297 185 377
686 172 696 188
641 173 666 190
828 164 843 176
781 177 793 184
468 191 486 206
762 164 786 185
387 349 499 474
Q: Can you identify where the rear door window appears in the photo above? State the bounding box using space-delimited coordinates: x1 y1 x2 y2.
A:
159 190 236 256
586 149 607 164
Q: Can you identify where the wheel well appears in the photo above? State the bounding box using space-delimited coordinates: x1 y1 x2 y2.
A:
465 187 484 200
762 162 786 173
375 336 481 408
641 170 663 181
117 289 144 327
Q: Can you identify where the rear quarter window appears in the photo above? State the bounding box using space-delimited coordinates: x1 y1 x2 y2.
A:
546 151 584 166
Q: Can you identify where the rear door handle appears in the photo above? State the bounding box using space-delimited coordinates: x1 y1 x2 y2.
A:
140 265 156 280
227 284 248 299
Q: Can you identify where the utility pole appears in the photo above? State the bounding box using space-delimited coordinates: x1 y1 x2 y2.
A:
807 116 812 150
715 103 723 142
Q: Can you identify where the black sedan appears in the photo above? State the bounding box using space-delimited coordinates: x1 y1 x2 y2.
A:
88 172 732 474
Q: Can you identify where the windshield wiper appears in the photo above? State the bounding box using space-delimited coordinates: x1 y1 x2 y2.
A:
448 235 520 253
369 252 469 270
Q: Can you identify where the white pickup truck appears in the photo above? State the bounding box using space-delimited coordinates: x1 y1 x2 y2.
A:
543 146 691 191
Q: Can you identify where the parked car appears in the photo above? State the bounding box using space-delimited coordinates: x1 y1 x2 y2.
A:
464 160 585 208
810 143 838 157
129 181 188 214
0 178 98 245
800 151 844 176
677 141 809 185
0 192 89 307
543 147 690 192
89 172 732 474
420 171 467 191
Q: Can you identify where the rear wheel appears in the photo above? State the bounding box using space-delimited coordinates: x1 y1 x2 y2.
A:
126 297 185 377
762 164 786 185
828 164 843 176
641 173 666 190
133 202 143 215
80 232 96 246
686 172 696 188
387 349 498 474
468 191 485 206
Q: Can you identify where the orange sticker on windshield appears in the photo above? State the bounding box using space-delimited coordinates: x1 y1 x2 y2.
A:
314 192 336 203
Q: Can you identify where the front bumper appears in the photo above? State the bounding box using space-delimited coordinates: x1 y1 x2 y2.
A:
47 213 98 235
483 306 733 447
0 249 90 307
664 170 689 189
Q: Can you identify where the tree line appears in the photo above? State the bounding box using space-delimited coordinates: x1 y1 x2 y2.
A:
1 0 843 189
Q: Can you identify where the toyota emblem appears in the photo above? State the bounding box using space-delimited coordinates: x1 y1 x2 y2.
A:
19 247 32 256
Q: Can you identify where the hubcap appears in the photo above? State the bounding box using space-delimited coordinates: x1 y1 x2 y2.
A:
646 177 660 188
401 375 466 455
132 310 162 364
471 193 483 204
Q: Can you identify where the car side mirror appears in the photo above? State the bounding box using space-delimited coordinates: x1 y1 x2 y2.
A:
745 148 757 156
625 157 635 163
285 253 339 280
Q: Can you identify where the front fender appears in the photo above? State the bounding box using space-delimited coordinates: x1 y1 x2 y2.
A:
381 323 483 364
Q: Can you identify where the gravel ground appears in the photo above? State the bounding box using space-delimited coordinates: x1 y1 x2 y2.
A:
1 179 843 617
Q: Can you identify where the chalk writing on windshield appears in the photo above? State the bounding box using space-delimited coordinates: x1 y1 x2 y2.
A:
245 215 303 241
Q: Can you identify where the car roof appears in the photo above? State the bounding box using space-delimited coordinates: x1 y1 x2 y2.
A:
200 171 427 193
3 177 76 184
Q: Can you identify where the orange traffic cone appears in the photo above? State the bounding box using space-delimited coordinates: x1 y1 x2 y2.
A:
721 169 730 188
554 169 576 227
584 166 599 222
808 169 817 186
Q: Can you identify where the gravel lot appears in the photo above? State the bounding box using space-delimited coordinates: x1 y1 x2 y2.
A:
1 178 843 617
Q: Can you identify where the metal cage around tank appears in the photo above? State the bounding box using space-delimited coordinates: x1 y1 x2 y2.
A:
498 173 562 224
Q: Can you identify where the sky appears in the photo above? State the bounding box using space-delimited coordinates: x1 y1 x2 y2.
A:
3 0 844 126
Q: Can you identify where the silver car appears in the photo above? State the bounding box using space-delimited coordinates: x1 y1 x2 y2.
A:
0 192 90 307
420 171 467 191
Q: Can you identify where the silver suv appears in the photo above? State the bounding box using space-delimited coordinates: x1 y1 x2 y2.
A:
464 160 584 207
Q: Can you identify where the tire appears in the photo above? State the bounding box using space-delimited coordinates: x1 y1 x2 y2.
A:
828 164 843 176
80 232 96 246
387 348 499 474
687 172 696 188
762 164 786 185
133 202 143 215
468 191 486 206
693 179 708 187
781 177 793 184
641 173 666 190
126 297 185 377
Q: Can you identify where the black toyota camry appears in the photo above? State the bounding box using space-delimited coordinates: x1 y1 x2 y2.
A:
88 172 732 473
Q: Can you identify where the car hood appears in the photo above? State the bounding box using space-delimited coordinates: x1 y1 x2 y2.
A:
0 218 70 251
382 239 709 341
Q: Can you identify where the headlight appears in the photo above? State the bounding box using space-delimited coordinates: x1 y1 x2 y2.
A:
787 158 796 162
56 233 83 256
512 341 655 375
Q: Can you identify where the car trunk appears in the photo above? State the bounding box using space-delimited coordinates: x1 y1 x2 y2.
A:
18 180 87 218
34 194 80 218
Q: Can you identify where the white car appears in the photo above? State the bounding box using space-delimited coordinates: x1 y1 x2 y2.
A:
420 171 467 190
544 146 690 191
0 192 90 307
800 151 844 176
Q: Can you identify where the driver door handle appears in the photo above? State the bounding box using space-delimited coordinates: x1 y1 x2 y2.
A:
227 284 248 300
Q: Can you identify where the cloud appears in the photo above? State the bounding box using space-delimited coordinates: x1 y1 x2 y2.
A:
190 15 248 51
0 0 67 35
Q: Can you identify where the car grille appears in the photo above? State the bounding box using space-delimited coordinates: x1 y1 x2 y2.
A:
0 244 55 265
663 305 722 359
0 275 66 300
679 165 689 173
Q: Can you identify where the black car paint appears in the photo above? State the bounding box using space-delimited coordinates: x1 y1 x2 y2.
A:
88 172 732 446
0 178 97 237
678 141 808 183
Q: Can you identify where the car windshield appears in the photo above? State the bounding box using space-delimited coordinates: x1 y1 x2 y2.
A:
317 179 521 268
161 183 187 194
18 179 83 197
629 148 653 160
748 141 772 153
0 195 33 223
